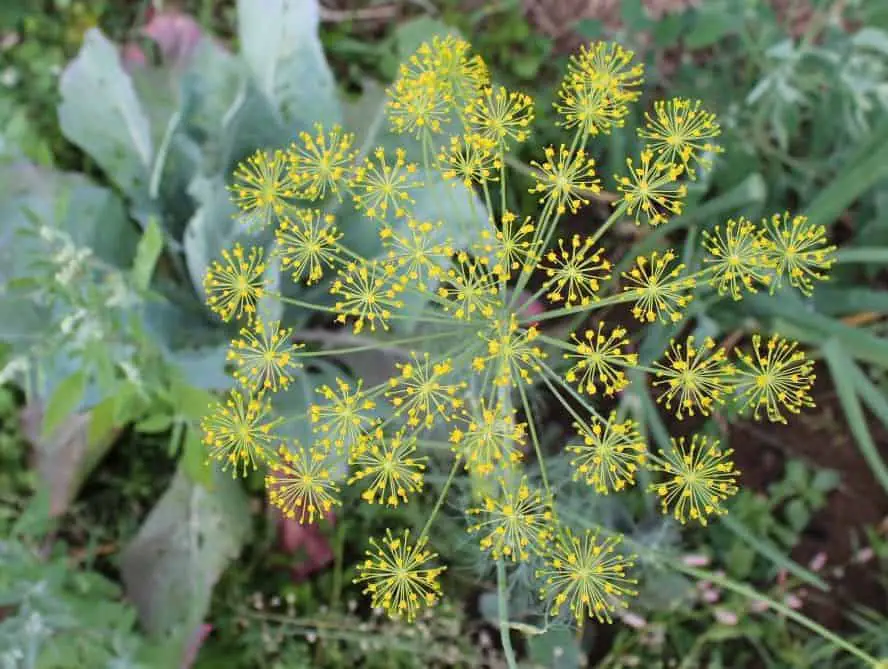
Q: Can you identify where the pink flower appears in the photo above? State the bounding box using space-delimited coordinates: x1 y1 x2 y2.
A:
713 608 738 626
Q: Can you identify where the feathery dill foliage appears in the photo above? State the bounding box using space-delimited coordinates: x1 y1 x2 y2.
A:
200 37 836 626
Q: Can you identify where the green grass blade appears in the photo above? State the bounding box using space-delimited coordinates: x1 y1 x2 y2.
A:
813 287 888 316
850 365 888 435
802 117 888 229
823 339 888 495
833 247 888 264
747 293 888 368
720 515 828 591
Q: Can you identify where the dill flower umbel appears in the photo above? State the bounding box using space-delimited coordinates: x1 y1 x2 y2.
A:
555 79 628 136
417 35 488 103
355 529 445 622
638 98 723 179
331 260 404 333
450 401 526 475
348 428 426 506
385 353 466 429
437 255 500 320
477 211 538 280
228 318 303 392
537 528 637 624
622 249 695 323
288 123 356 201
439 133 499 189
274 208 343 286
616 149 687 226
266 444 341 524
732 334 816 423
203 243 267 323
652 336 735 419
565 42 644 102
564 323 637 396
203 36 838 631
380 218 449 291
761 212 837 296
229 149 294 228
702 217 772 300
540 235 612 307
567 414 646 493
350 147 419 220
467 475 553 561
310 378 377 453
200 388 277 476
649 435 739 526
478 315 547 387
530 144 601 215
465 85 535 152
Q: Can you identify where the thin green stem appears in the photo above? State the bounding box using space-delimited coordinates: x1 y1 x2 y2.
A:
293 329 465 358
275 294 456 326
587 200 629 248
520 291 636 325
497 560 519 669
418 456 462 540
517 380 551 495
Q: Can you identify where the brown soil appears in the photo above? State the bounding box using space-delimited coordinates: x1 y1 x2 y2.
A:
730 381 888 630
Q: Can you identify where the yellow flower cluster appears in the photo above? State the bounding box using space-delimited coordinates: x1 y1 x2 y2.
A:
200 37 836 626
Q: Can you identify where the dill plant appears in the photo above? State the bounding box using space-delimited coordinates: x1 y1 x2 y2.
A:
199 38 837 632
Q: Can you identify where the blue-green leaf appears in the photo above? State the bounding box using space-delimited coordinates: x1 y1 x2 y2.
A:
120 466 251 637
42 370 87 439
236 0 341 132
58 29 154 198
132 218 164 290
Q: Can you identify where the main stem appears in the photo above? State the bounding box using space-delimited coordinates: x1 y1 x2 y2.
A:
497 560 519 669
